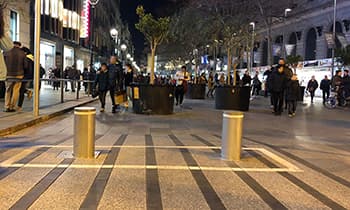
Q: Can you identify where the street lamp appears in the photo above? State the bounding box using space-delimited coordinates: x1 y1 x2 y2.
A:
331 0 337 78
120 44 127 64
110 28 118 55
89 0 100 66
250 22 255 73
282 8 292 59
126 53 131 59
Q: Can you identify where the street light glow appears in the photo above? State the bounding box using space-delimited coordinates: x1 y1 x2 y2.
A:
110 28 118 38
121 44 127 51
285 8 292 17
126 53 131 59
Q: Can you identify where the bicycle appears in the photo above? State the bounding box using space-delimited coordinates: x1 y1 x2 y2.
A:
324 88 349 109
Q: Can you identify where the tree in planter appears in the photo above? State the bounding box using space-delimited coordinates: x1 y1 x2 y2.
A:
286 55 303 73
135 6 170 85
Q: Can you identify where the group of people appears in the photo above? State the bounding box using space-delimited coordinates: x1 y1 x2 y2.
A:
93 55 134 113
1 41 38 112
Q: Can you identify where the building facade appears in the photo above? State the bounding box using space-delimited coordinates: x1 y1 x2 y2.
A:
257 0 350 66
3 0 31 47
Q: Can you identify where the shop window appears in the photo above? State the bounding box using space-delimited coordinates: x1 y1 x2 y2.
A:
10 10 19 41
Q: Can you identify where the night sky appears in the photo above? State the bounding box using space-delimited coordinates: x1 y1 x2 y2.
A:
120 0 182 62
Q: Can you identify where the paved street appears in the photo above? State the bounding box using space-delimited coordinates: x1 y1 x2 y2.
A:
0 96 349 209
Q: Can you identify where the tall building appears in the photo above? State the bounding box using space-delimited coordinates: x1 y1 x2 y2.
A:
256 0 350 66
32 0 125 73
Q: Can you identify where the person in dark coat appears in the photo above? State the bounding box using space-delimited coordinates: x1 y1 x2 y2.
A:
94 63 109 112
307 75 318 103
320 75 331 104
242 70 251 86
17 47 34 111
252 74 262 96
342 70 350 98
269 66 288 115
82 67 90 93
108 55 124 113
4 41 28 112
286 74 300 117
124 63 134 108
332 70 343 106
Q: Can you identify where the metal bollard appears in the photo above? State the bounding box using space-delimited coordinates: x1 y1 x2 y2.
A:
74 107 96 158
221 111 244 161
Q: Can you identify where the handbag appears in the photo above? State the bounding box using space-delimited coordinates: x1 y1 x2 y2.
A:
91 88 99 98
115 90 127 104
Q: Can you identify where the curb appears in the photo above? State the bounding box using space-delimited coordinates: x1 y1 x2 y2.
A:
0 98 98 137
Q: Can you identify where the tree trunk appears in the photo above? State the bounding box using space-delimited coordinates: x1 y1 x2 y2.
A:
150 46 156 85
227 47 231 85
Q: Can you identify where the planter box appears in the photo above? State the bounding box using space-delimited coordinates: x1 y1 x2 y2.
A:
186 84 206 99
215 86 251 111
132 84 175 115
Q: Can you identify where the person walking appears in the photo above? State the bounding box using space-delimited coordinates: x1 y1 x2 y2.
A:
286 74 300 117
207 72 215 98
108 56 123 113
124 63 134 109
252 74 262 96
82 67 89 93
175 66 189 106
94 63 109 112
307 75 318 104
4 41 27 112
269 64 288 115
342 70 350 98
332 70 343 106
320 75 331 104
17 47 34 111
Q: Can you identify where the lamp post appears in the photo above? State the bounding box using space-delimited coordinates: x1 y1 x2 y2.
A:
250 22 255 73
331 0 337 78
33 0 41 117
282 8 292 59
89 0 100 66
126 53 131 60
120 44 127 65
110 28 118 55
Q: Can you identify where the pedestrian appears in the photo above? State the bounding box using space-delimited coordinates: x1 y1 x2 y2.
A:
332 70 343 106
269 63 288 115
342 70 350 98
94 63 109 112
82 68 89 93
286 74 300 117
242 70 251 86
199 72 207 85
17 47 34 111
207 72 215 98
4 41 28 112
320 75 331 104
252 74 262 96
52 67 61 90
307 75 318 103
39 64 45 90
175 66 189 106
108 56 124 113
263 67 273 98
219 73 225 85
124 63 134 109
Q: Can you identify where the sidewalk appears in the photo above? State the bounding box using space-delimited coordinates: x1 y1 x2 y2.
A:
0 85 97 136
0 96 349 209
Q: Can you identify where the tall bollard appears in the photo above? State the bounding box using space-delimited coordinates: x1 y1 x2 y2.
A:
74 107 96 158
221 111 244 161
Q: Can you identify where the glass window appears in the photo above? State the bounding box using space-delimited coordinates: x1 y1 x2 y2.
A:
45 0 50 15
10 11 19 41
51 0 58 18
